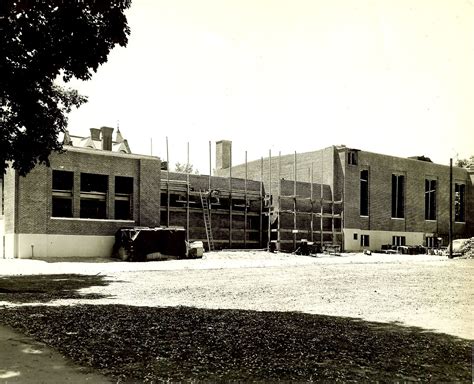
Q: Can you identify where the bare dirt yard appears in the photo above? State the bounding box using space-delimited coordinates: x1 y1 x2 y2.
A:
0 252 473 382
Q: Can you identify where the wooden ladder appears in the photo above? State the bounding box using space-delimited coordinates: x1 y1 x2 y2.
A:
200 191 215 251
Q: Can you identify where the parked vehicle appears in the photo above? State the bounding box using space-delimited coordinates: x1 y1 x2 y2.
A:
112 227 190 261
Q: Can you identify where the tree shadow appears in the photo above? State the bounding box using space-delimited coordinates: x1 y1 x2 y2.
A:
0 305 471 382
0 274 113 303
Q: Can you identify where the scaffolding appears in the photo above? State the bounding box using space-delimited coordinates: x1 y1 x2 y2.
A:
159 139 343 252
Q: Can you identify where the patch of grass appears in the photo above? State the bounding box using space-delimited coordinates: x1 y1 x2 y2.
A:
0 274 111 303
0 305 471 382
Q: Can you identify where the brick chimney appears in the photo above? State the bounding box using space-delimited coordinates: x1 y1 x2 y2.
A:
90 128 101 141
100 126 114 151
216 140 232 170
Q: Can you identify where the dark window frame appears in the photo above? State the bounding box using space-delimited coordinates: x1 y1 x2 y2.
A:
348 151 358 165
454 183 465 222
115 176 134 220
424 179 437 221
360 234 369 247
80 173 108 219
391 174 405 219
360 169 369 216
392 236 406 246
51 170 74 218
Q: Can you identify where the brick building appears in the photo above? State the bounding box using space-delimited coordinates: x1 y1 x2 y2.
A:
1 132 472 258
1 127 161 258
0 129 266 259
215 142 474 252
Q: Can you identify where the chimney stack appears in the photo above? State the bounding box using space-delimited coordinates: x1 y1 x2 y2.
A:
100 126 114 151
90 128 101 141
216 140 232 170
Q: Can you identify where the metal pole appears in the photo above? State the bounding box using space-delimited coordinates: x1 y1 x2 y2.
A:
267 149 272 251
166 136 170 227
449 158 453 259
310 162 314 243
293 151 297 251
186 142 190 241
260 157 263 247
229 144 233 248
278 151 281 251
320 150 324 250
208 141 212 191
244 151 248 248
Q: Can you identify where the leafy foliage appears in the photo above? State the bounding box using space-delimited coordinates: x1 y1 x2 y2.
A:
175 162 199 174
455 156 474 168
0 305 471 382
0 0 131 175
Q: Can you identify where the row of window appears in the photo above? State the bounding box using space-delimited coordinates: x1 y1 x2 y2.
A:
359 171 466 222
356 235 408 247
52 171 134 220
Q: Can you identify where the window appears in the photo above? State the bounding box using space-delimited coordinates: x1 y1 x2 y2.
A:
455 183 465 222
424 179 436 220
348 151 358 165
360 170 369 216
392 236 406 246
115 176 133 220
52 170 73 217
80 173 108 219
360 234 369 247
391 174 405 218
353 233 358 240
426 237 436 248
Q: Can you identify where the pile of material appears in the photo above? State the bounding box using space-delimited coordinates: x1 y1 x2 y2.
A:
459 238 474 258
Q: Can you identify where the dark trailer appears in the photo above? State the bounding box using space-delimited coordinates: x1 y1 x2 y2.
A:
112 227 188 261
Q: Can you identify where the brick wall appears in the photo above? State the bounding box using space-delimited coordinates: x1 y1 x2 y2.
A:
160 171 264 249
343 150 471 239
12 148 161 236
216 146 339 200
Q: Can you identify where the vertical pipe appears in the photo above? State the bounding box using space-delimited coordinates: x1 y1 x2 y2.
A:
449 158 453 259
320 150 324 249
186 142 190 242
229 143 233 248
166 136 170 227
331 177 335 245
208 141 212 191
150 137 153 156
259 157 263 247
208 141 212 245
293 151 297 251
267 149 272 251
244 151 248 249
310 163 314 243
278 151 281 251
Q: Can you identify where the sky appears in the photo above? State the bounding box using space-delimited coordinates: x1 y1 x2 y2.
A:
64 0 474 173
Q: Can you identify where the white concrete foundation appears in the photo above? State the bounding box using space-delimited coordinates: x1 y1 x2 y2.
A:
8 234 115 259
343 228 433 252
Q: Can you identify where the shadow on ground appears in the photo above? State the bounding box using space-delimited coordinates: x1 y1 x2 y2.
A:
0 305 471 382
0 274 112 303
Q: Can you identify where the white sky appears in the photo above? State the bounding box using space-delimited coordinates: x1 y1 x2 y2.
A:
65 0 474 173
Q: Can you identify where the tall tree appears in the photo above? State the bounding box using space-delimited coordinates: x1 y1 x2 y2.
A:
0 0 131 175
455 156 474 168
175 162 199 174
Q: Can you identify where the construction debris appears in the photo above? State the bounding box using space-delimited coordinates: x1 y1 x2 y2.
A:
451 238 474 258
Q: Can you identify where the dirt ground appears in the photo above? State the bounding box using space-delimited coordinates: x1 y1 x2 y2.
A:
2 251 473 340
